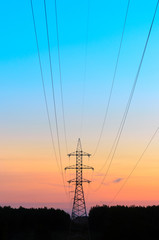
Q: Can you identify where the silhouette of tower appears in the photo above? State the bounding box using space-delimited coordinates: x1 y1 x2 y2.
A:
65 138 94 219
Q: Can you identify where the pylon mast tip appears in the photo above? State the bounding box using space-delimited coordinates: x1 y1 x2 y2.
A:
77 138 82 151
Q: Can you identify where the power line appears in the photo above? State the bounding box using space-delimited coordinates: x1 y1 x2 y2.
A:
96 128 120 173
93 0 159 191
109 127 159 205
54 0 68 154
43 0 67 194
30 0 60 172
96 98 133 174
80 0 90 139
92 0 131 157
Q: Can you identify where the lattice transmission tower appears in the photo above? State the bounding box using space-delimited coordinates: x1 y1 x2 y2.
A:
65 138 94 219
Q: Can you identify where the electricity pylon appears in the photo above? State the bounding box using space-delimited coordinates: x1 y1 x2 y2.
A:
65 138 94 219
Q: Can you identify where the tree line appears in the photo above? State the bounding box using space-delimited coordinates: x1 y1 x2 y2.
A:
89 205 159 240
0 206 70 240
1 205 159 239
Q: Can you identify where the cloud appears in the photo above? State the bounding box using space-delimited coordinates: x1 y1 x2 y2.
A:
102 178 124 186
113 178 123 183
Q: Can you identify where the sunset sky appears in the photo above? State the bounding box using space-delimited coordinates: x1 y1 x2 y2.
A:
1 0 159 213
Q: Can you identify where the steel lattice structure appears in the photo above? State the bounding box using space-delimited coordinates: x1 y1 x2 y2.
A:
65 139 94 219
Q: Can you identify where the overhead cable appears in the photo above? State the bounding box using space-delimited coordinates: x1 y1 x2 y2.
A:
54 0 68 154
92 0 131 156
43 0 67 194
110 127 159 204
80 0 90 139
30 0 60 172
94 0 159 191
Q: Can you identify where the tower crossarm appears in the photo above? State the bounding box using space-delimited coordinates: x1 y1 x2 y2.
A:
67 152 91 157
68 178 91 184
82 152 91 157
67 178 76 184
68 152 76 157
82 178 91 183
65 165 94 170
82 165 94 170
65 165 76 170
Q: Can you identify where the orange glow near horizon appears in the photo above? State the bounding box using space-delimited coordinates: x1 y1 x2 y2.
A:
1 137 159 211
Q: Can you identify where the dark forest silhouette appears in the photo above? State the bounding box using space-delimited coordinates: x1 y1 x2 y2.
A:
1 205 159 239
89 205 159 240
0 206 70 240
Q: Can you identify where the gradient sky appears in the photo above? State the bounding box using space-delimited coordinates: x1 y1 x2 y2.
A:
1 0 159 213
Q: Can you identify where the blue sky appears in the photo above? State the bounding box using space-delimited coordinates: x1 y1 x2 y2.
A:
1 0 159 147
1 0 159 208
0 0 158 59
